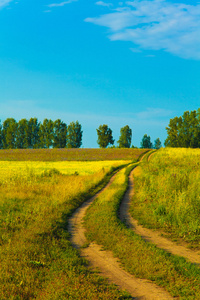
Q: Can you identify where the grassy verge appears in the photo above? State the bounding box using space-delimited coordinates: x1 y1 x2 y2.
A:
84 163 200 299
0 163 131 299
131 148 200 247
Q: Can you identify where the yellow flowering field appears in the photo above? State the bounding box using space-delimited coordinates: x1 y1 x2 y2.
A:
0 160 129 183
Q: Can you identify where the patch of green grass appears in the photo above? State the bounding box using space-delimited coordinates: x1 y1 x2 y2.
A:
84 163 200 299
0 162 132 299
131 148 200 246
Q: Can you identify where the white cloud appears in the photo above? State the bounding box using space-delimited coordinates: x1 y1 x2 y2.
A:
96 1 113 7
85 0 200 60
0 0 13 9
47 0 77 8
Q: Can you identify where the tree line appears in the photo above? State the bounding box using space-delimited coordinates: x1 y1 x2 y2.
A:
165 108 200 148
0 118 162 149
96 124 162 149
0 118 82 149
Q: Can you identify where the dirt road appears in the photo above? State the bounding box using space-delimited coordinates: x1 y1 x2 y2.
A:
120 168 200 266
68 169 173 300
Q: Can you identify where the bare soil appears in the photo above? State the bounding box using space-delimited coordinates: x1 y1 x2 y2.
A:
68 171 173 299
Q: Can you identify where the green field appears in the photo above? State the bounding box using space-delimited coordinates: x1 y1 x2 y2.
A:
84 153 200 299
0 148 145 299
1 147 200 299
131 147 200 245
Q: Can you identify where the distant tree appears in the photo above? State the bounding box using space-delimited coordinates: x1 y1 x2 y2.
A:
28 118 40 149
16 118 29 149
0 120 2 149
154 138 162 149
97 124 114 148
165 109 200 148
2 118 18 149
140 134 153 149
39 119 54 148
66 121 83 148
164 116 182 147
53 119 67 148
118 125 132 148
180 110 200 148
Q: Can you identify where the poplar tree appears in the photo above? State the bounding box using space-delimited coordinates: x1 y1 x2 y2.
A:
118 125 132 148
16 118 29 149
154 138 162 149
97 124 114 148
28 118 40 149
0 120 2 149
39 119 54 148
140 134 153 149
66 121 82 148
53 119 67 148
2 118 18 149
164 116 182 147
165 109 200 148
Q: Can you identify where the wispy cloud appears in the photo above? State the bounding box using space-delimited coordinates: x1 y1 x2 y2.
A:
85 0 200 60
47 0 77 8
135 108 173 120
96 1 113 7
0 0 13 9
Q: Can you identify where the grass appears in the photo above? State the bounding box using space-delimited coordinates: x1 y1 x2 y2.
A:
0 160 132 299
131 147 200 246
0 148 146 161
0 160 128 183
84 162 200 299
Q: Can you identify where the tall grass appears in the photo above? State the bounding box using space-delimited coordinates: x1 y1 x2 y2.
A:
84 163 200 299
131 148 200 244
0 161 131 299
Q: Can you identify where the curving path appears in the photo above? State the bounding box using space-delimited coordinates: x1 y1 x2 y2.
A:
119 167 200 266
68 169 173 300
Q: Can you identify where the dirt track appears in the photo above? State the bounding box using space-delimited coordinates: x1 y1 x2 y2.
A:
120 168 200 266
68 170 173 299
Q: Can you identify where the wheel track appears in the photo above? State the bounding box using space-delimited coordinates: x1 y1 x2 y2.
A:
119 167 200 266
68 168 173 300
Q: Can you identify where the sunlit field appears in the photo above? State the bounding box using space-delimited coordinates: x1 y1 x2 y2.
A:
0 147 145 300
131 147 200 245
0 148 147 299
0 160 128 182
84 161 200 299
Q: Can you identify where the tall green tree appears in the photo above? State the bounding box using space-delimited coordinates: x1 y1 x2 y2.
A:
53 119 67 148
28 118 40 149
164 116 182 147
39 119 54 148
97 124 114 148
66 121 82 148
154 138 162 149
16 119 29 149
2 118 18 149
165 109 200 148
140 134 153 149
0 120 2 149
117 125 132 148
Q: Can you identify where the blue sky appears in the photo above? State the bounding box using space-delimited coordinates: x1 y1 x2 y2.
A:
0 0 200 147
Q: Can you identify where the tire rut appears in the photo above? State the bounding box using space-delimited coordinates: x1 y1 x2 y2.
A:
68 169 173 300
119 167 200 266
